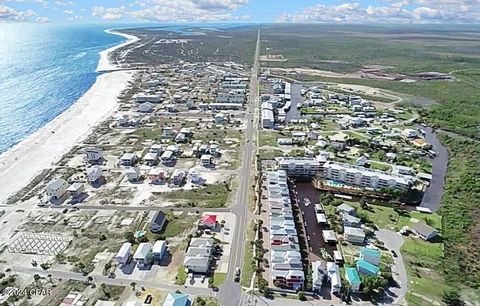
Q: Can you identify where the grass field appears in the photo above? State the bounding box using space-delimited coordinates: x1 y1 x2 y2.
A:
212 272 227 287
402 237 450 305
240 221 255 287
161 183 231 208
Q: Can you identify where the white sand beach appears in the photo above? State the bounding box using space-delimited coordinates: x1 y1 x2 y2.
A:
0 29 138 204
97 29 139 72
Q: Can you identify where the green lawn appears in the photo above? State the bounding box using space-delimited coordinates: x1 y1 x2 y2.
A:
195 296 221 306
212 272 227 287
241 221 255 287
175 266 187 285
161 183 231 208
402 237 450 305
259 131 280 147
162 212 198 238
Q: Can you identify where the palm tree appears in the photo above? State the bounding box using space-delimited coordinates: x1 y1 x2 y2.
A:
130 281 137 292
47 274 53 286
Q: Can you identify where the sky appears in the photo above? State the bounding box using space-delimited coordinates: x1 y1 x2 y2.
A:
0 0 479 24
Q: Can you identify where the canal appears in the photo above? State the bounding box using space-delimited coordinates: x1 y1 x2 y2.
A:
294 181 337 260
417 125 449 212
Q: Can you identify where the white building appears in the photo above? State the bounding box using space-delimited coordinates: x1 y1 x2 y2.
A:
135 93 162 103
116 242 132 265
84 147 103 163
216 90 245 104
125 167 140 182
138 102 154 113
277 157 322 177
152 240 167 260
262 109 274 129
46 179 69 201
322 161 412 191
326 262 341 293
133 242 152 268
344 227 366 244
86 166 102 184
183 238 213 273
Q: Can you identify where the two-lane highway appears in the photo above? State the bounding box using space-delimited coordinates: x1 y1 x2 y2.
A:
218 29 261 306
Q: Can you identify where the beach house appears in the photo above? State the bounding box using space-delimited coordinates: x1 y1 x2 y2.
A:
345 267 361 291
152 240 167 260
84 147 103 163
116 242 132 265
344 227 366 244
120 153 137 166
356 259 380 276
149 211 167 233
162 292 190 306
326 262 341 293
46 179 69 201
133 242 152 268
125 167 140 182
311 260 327 291
147 168 166 184
86 166 102 184
360 248 381 265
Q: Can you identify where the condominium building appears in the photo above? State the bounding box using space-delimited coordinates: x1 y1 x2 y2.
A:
277 157 322 177
321 161 412 190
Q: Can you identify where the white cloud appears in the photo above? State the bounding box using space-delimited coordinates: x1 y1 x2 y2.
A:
55 1 75 6
277 1 480 23
91 0 250 22
0 5 38 21
35 16 49 23
5 0 48 7
63 9 74 14
92 6 127 20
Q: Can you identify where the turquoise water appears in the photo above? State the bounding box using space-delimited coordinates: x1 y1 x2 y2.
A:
0 23 125 154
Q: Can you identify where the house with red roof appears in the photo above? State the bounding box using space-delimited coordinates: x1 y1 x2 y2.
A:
200 214 217 230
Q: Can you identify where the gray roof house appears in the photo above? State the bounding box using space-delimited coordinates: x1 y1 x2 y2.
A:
149 211 166 233
413 222 439 241
337 203 356 216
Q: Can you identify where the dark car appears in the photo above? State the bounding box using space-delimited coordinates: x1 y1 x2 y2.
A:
391 250 398 257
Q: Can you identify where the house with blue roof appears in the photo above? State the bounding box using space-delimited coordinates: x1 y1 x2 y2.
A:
163 292 190 306
345 267 361 291
356 259 380 276
360 247 381 266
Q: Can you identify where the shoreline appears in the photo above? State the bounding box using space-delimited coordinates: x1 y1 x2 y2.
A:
97 29 140 72
0 29 139 204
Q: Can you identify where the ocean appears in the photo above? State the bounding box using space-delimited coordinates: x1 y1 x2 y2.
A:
0 23 251 155
0 23 125 154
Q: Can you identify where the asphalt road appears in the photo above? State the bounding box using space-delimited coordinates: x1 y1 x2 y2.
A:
375 229 408 305
217 29 261 306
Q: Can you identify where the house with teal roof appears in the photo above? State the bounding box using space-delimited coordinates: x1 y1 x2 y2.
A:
345 267 361 291
356 259 380 276
163 292 190 306
360 247 381 266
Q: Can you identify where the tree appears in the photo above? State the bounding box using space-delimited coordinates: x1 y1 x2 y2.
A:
442 290 465 306
130 281 137 292
124 231 135 243
33 274 41 287
298 291 306 301
145 252 155 265
100 283 110 299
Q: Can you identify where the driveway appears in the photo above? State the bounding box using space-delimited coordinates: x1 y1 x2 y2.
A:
375 229 408 305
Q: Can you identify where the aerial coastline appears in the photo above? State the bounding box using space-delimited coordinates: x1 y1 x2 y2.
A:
0 30 135 204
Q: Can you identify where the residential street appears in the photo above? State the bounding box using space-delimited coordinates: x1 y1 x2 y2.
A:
375 229 408 305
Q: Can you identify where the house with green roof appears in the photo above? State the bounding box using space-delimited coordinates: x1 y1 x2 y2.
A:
360 247 381 266
163 292 190 306
356 259 380 276
345 267 361 291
